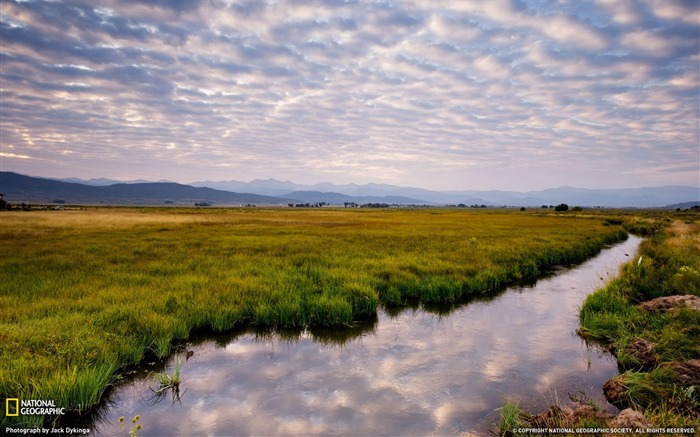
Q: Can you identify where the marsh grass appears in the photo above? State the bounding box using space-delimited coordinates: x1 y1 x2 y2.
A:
147 358 182 406
1 207 628 426
578 217 700 427
607 368 699 423
153 358 181 393
499 400 525 436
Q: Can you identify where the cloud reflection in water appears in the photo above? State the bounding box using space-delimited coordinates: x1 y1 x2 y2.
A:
93 237 640 435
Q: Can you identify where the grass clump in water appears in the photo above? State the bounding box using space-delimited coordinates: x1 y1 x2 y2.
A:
499 400 526 436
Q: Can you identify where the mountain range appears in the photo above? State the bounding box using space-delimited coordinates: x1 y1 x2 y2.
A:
1 172 698 208
0 172 296 206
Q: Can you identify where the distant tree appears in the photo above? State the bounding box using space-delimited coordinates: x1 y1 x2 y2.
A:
520 207 526 211
571 206 583 212
541 205 548 209
554 203 569 212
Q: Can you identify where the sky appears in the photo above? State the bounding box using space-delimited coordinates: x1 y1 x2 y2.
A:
1 0 698 191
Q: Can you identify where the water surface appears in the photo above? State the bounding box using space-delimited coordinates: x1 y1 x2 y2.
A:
93 236 641 436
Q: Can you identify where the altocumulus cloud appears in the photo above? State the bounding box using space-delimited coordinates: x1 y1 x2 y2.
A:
1 0 698 190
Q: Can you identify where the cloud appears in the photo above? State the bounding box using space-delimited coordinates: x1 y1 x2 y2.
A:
648 0 700 25
596 0 642 25
1 0 697 190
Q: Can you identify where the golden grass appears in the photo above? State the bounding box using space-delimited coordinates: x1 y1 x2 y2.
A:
0 207 628 426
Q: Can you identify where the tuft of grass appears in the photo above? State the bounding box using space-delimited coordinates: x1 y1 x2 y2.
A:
154 358 181 392
499 400 525 436
147 358 183 406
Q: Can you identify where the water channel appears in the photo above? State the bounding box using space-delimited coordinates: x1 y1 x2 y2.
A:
91 236 641 436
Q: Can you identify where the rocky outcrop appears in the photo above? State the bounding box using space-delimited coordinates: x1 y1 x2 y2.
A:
639 295 700 312
602 377 626 408
669 359 700 386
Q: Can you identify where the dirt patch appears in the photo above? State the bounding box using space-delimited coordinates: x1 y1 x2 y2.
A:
639 295 700 313
526 404 614 429
669 359 700 386
521 404 658 436
602 376 627 408
623 337 659 369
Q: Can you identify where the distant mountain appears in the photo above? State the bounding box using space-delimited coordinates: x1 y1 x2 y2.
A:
54 176 170 186
283 191 433 205
4 172 697 207
192 178 309 196
0 172 296 205
191 179 489 204
193 178 698 207
665 201 700 210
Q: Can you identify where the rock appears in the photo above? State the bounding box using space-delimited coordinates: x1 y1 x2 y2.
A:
527 404 614 429
639 295 700 313
623 337 659 369
669 359 700 386
602 377 627 408
609 408 652 429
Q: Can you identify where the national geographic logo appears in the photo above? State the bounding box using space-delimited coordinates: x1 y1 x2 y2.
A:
6 399 19 416
5 399 65 416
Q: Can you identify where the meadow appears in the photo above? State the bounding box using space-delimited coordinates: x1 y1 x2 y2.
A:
0 207 628 426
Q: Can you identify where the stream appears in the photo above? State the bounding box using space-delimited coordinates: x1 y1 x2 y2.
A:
90 235 641 436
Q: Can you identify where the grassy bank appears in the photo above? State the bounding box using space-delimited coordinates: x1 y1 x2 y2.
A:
500 212 699 435
578 217 700 427
0 207 627 426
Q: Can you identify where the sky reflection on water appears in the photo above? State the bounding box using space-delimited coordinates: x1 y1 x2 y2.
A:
93 236 641 436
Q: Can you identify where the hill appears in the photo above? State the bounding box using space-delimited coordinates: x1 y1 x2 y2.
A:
0 172 295 206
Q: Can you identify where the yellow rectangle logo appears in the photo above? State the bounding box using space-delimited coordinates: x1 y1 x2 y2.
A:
6 398 19 416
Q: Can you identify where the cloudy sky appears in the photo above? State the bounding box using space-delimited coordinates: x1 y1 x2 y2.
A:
1 0 698 191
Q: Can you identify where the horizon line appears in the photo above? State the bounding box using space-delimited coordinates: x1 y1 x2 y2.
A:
1 170 698 194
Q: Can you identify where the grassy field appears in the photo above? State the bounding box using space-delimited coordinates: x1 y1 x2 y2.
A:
0 207 628 426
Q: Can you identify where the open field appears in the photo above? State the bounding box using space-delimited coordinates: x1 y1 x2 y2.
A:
0 207 629 426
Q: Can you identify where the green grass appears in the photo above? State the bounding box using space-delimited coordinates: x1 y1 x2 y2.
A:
0 207 628 426
499 400 525 436
578 218 700 427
